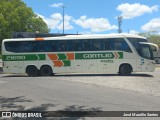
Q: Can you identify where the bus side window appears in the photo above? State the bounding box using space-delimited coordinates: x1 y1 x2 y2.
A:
82 40 92 51
38 41 44 52
32 42 41 52
39 41 45 52
104 41 110 50
5 41 19 52
59 41 67 51
109 38 132 52
66 40 73 51
114 42 121 50
73 40 82 51
26 42 33 52
121 40 132 52
109 39 116 50
50 41 55 52
20 42 32 52
44 41 50 52
54 42 59 51
92 40 101 51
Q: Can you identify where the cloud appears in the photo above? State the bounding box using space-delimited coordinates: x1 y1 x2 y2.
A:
129 30 139 35
117 3 158 19
50 3 64 8
37 14 118 33
37 13 62 29
57 15 74 30
141 18 160 32
57 21 73 30
37 13 73 30
50 13 62 20
74 16 117 32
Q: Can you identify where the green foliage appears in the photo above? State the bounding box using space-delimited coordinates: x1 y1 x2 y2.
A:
27 14 51 33
138 32 160 47
0 51 1 59
148 35 160 47
0 0 50 50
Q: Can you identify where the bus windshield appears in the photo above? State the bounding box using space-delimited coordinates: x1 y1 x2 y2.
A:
127 38 154 60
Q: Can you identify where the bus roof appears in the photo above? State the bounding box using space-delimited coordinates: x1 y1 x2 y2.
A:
3 33 146 42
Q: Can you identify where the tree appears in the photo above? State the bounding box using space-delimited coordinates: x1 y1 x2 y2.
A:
0 0 50 50
138 32 160 47
26 14 51 33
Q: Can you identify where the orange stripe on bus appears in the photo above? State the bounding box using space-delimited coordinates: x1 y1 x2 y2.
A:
66 53 74 60
48 54 58 60
35 38 44 41
53 61 63 67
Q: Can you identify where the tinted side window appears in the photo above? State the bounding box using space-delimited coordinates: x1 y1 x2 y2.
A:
102 39 110 50
4 40 71 52
71 39 103 51
19 42 32 52
5 41 33 52
4 38 132 53
32 41 43 52
5 41 19 52
66 40 73 51
58 41 68 51
92 39 102 51
72 40 82 51
109 38 132 52
82 40 93 51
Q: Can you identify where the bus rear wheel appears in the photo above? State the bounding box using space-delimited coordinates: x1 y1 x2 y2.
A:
26 65 38 77
40 65 53 76
119 64 132 76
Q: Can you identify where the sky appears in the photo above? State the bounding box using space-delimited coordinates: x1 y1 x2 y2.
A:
22 0 160 34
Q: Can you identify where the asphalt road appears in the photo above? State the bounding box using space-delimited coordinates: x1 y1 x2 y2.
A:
0 69 160 120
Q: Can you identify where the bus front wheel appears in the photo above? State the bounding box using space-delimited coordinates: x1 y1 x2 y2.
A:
40 65 53 76
26 66 38 77
119 64 132 76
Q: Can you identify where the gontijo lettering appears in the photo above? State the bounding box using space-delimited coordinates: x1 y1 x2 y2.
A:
83 53 112 59
75 52 123 59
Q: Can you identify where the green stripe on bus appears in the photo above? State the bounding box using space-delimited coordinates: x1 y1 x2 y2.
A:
2 52 123 61
2 54 46 61
117 52 123 59
75 52 123 59
63 60 71 66
37 54 46 60
57 54 67 60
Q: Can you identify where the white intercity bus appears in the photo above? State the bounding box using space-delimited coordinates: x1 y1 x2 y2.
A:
1 34 158 76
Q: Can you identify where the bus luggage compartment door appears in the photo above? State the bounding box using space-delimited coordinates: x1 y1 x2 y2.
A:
6 61 19 73
82 60 97 73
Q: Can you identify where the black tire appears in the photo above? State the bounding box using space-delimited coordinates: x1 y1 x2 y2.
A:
40 65 53 76
26 66 38 77
119 64 132 76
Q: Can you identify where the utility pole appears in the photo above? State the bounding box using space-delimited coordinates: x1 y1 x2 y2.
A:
62 6 65 34
118 16 123 33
